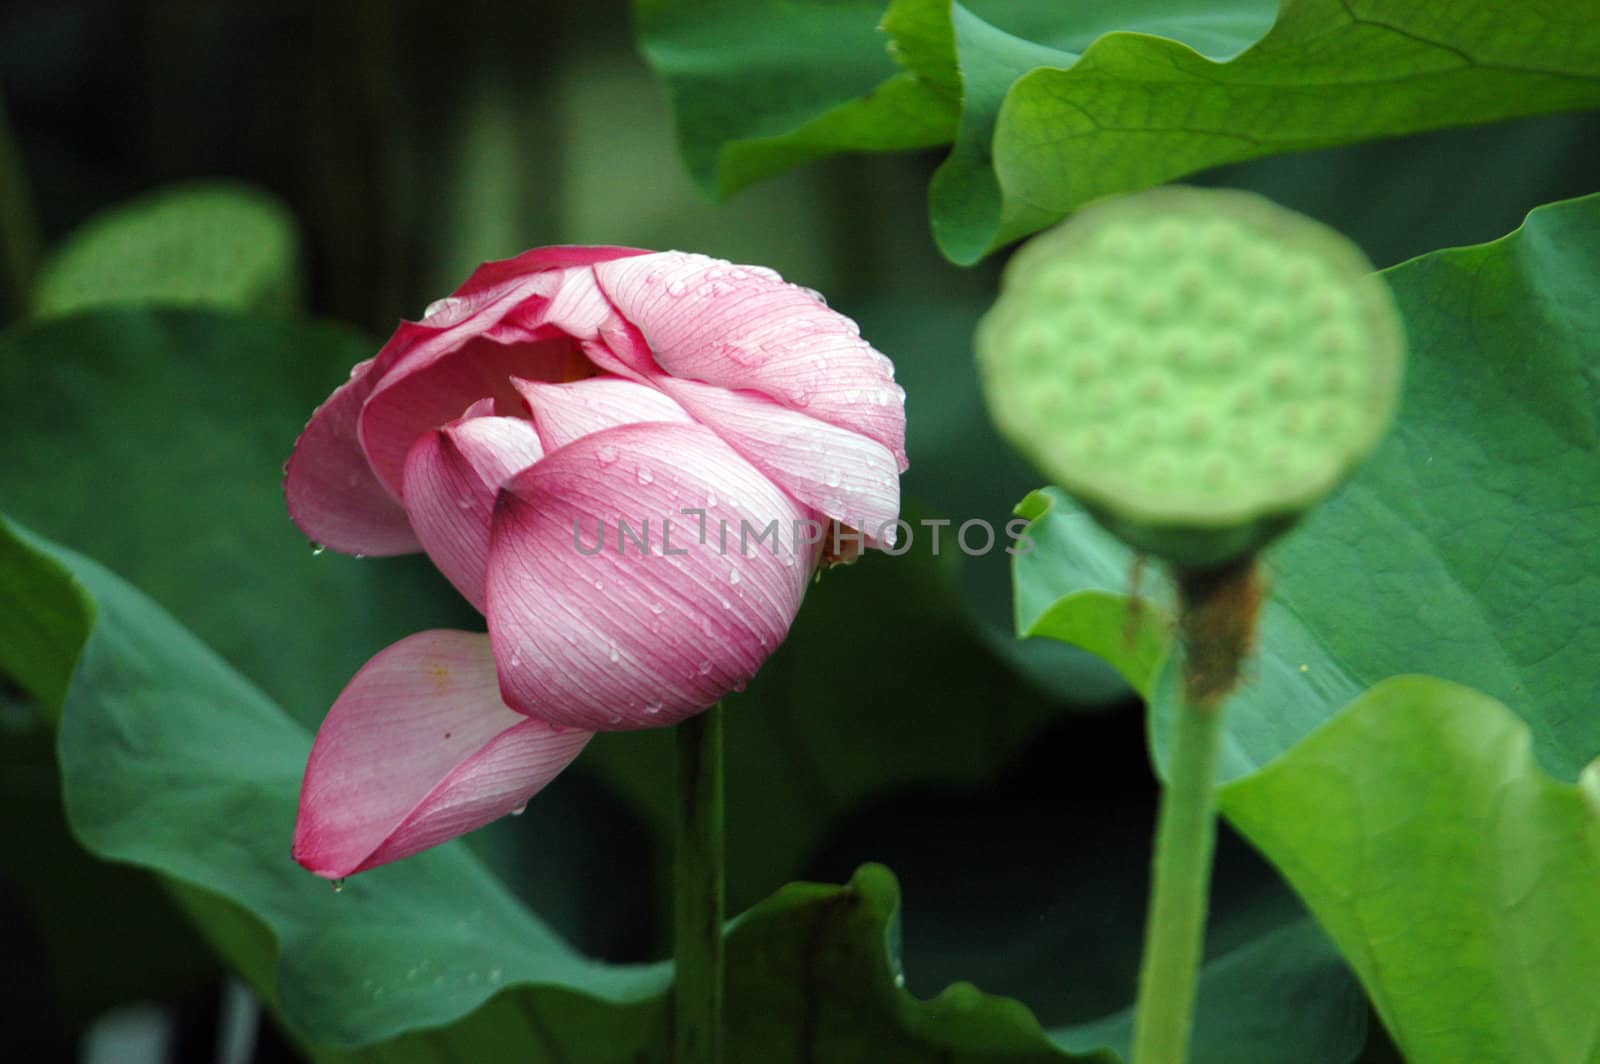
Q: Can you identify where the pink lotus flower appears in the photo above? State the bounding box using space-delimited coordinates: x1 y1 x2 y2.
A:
285 246 907 878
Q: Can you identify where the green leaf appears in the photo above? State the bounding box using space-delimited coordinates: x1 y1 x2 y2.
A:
644 0 1600 263
1220 676 1600 1062
1017 190 1600 783
635 0 957 198
3 514 1119 1059
0 308 469 723
31 180 303 317
1052 913 1365 1063
992 0 1600 261
903 0 1274 264
1011 489 1171 698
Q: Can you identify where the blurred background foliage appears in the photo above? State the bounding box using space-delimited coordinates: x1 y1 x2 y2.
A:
2 1 1598 1061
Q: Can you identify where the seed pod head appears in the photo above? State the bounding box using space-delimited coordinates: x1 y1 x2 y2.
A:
977 186 1405 568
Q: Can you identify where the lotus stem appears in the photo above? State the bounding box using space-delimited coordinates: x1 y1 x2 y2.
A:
674 702 725 1064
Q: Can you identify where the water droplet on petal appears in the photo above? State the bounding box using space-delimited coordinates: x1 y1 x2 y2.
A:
666 279 687 297
608 644 620 663
733 679 748 692
310 542 326 556
596 444 620 466
636 466 654 485
593 579 604 591
509 802 527 817
643 700 663 716
825 469 842 488
424 296 468 324
706 491 718 507
649 602 665 615
509 654 521 668
607 712 623 725
698 660 713 675
728 567 742 585
331 878 346 893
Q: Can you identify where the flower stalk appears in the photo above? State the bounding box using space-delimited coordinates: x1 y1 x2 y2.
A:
1131 559 1262 1063
674 702 726 1064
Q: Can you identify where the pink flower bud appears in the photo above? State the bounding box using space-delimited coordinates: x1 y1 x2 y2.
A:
285 246 906 876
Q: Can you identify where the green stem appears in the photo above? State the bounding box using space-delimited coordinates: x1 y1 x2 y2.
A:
1130 688 1227 1063
674 703 725 1064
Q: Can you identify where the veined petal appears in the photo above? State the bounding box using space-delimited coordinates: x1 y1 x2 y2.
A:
593 252 908 469
656 377 902 544
284 357 420 556
486 422 815 730
402 416 545 611
514 376 692 452
359 252 649 497
361 331 589 499
293 630 591 879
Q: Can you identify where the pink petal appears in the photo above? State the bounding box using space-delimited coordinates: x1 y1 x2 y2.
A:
284 358 421 556
293 630 591 878
486 422 815 730
513 376 693 452
360 331 591 499
358 251 651 497
593 252 908 469
402 416 546 611
656 377 902 544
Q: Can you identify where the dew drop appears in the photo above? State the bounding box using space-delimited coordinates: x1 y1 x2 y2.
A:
729 567 742 585
509 802 527 817
594 579 604 591
733 679 748 693
509 654 521 668
609 644 620 663
698 660 713 675
706 490 718 507
596 444 620 465
649 601 665 615
608 712 623 725
331 877 346 893
894 973 907 989
643 700 663 716
310 542 326 556
825 469 843 488
456 496 472 509
424 296 468 324
636 466 655 485
666 279 687 297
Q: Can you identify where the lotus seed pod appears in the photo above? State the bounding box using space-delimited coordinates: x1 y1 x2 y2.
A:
977 186 1405 569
